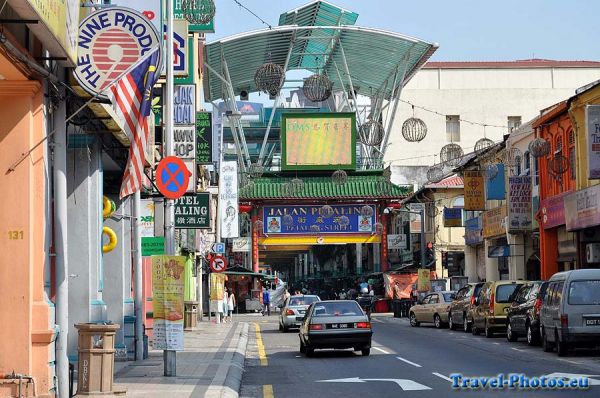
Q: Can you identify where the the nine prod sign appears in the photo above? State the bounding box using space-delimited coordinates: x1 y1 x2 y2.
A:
174 193 210 229
174 84 196 125
174 126 196 158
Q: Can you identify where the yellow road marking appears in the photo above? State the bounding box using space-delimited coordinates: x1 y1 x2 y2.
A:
263 384 274 398
254 322 268 366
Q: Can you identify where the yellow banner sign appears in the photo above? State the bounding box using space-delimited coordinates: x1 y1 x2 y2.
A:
464 170 485 210
152 255 185 351
483 206 508 238
210 273 226 301
417 269 431 292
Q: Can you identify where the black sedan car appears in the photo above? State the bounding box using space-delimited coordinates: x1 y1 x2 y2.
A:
506 281 548 345
299 300 373 357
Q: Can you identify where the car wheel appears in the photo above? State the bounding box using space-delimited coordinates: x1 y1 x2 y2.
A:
300 339 306 354
361 348 370 356
463 315 471 333
279 323 283 332
434 314 443 329
556 331 568 357
506 321 518 342
449 313 456 330
484 322 494 338
306 346 315 357
542 328 553 352
282 325 289 333
409 312 420 327
526 322 539 346
471 322 480 335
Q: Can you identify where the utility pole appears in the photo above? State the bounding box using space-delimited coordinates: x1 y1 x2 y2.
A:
164 0 176 376
420 208 426 268
133 193 143 360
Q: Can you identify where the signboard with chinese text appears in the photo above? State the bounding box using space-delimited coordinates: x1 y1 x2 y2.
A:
483 206 507 238
174 193 210 229
196 112 213 164
152 255 185 351
408 203 425 234
508 176 532 232
541 192 568 229
586 105 600 179
219 162 239 238
564 184 600 231
464 170 485 210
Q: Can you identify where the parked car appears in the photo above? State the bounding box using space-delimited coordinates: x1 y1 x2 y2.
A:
472 280 525 337
506 281 548 345
299 300 373 356
448 282 485 332
279 295 320 332
540 269 600 356
409 291 454 329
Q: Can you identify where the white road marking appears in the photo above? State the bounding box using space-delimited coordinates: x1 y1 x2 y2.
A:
511 347 524 352
493 342 500 345
396 356 422 367
373 347 390 354
317 377 431 391
558 359 582 365
432 372 453 382
371 318 385 323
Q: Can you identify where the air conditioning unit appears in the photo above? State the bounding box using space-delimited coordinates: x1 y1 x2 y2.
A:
586 243 600 263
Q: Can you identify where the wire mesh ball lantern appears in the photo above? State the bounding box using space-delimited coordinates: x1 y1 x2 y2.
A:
427 165 445 183
303 73 333 102
290 177 305 195
374 222 384 235
529 137 551 158
338 215 350 227
254 62 285 95
331 169 348 185
249 162 265 178
440 143 464 167
181 0 216 24
319 204 334 219
474 138 494 154
484 163 499 180
360 205 374 217
310 224 320 233
360 119 385 147
401 117 428 142
282 214 294 226
281 182 294 197
549 154 569 175
505 147 523 168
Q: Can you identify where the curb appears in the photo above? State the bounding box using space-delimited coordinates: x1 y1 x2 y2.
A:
206 322 249 398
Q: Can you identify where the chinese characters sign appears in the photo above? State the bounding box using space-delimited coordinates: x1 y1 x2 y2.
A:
586 105 600 179
564 184 600 231
196 112 213 164
483 206 507 238
262 204 376 234
464 170 485 210
152 255 185 351
174 193 210 229
219 161 239 238
508 176 532 232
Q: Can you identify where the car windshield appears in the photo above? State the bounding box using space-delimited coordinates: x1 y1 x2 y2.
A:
312 302 362 317
568 280 600 305
289 296 319 306
442 293 454 302
495 284 522 303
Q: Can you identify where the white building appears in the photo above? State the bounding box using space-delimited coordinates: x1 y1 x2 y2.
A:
386 59 600 184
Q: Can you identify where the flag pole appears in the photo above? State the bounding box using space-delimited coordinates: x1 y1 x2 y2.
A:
164 0 177 377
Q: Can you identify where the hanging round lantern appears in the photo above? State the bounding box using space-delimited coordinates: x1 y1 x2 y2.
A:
360 120 385 147
254 220 264 232
181 0 216 24
484 163 499 180
529 137 551 158
338 215 350 227
290 177 305 195
360 205 374 217
319 205 334 219
303 73 332 102
374 222 384 235
427 165 445 183
440 143 464 167
282 214 294 226
505 147 523 168
474 138 494 154
249 162 265 178
310 224 320 233
331 169 348 185
426 204 439 218
549 154 569 175
254 62 285 95
281 182 294 197
402 117 428 142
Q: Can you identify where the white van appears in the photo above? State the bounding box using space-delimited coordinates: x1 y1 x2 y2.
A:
540 269 600 356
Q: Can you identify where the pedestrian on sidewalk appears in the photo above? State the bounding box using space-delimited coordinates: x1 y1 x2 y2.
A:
262 290 271 316
227 289 236 322
222 291 229 323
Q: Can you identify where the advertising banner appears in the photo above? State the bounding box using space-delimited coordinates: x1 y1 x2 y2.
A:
540 192 568 229
232 237 251 252
464 170 485 210
387 234 407 250
219 162 239 238
443 208 463 227
465 217 483 245
408 203 425 234
586 105 600 179
483 206 507 238
174 126 196 158
486 164 506 200
196 112 213 164
174 193 210 229
417 269 431 292
262 204 376 234
140 199 156 237
508 176 532 232
152 255 185 351
564 184 600 231
210 273 226 300
142 237 165 256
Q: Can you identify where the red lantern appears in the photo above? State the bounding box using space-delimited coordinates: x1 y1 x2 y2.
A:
239 204 253 213
386 202 402 209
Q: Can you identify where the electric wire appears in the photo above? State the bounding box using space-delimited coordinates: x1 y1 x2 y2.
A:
232 0 272 29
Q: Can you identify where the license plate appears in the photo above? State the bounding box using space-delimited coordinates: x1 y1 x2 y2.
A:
327 323 353 329
296 317 304 321
585 318 600 326
298 310 305 314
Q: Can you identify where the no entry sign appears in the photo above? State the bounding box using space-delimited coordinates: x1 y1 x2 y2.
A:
210 255 228 273
156 156 191 199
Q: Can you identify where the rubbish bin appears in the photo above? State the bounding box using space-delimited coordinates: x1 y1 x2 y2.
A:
184 301 199 330
392 300 401 318
75 323 120 395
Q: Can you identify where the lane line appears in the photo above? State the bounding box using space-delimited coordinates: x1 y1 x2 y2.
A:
511 347 524 352
254 322 268 366
558 359 582 365
263 384 274 398
396 356 422 367
373 346 390 354
432 372 453 382
493 342 500 345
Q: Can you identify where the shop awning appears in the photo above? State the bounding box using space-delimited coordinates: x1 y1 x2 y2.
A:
240 175 412 200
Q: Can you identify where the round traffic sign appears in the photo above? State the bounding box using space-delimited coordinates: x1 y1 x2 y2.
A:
210 255 228 273
156 156 191 199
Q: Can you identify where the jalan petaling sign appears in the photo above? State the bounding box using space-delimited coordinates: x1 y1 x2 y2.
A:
74 7 162 97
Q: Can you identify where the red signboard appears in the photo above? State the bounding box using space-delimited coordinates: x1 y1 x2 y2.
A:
155 156 191 200
541 191 569 230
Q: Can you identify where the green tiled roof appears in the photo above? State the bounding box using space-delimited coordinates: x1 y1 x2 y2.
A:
239 175 412 200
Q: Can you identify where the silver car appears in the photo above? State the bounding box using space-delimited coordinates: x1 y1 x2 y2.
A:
279 295 320 332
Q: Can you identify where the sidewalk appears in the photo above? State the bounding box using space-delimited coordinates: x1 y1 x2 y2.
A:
114 320 249 398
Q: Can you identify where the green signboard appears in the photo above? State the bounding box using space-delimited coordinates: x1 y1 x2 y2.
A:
142 237 165 256
196 112 212 164
175 193 211 229
173 2 215 32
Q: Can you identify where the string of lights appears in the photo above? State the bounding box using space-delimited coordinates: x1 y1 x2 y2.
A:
232 0 272 29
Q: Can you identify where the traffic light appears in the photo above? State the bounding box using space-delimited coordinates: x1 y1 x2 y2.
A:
426 242 435 266
441 251 448 268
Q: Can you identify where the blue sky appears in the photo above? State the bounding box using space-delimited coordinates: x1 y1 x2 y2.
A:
210 0 600 61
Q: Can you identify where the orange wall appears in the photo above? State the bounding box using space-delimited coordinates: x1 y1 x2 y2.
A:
0 79 54 396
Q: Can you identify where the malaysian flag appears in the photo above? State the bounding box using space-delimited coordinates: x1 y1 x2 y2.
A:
106 48 160 199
